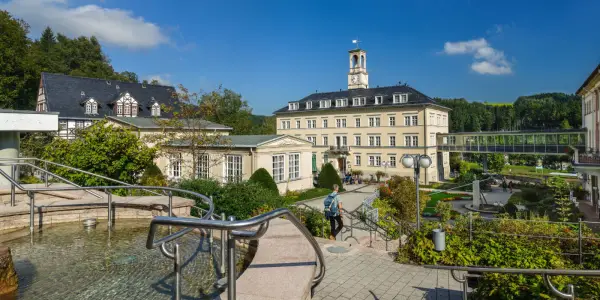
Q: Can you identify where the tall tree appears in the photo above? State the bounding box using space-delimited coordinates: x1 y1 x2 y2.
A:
0 11 31 109
199 86 254 135
118 71 139 83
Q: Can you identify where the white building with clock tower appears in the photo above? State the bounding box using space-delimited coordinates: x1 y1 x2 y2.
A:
348 49 369 89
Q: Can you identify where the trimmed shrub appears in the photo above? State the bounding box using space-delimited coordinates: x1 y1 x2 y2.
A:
317 163 343 191
248 168 279 193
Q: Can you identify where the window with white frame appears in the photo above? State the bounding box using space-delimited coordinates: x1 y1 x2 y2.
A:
430 133 436 146
76 121 84 128
288 102 299 110
288 153 300 180
375 136 381 146
225 155 243 183
437 114 441 125
336 119 347 128
151 103 161 116
412 136 418 147
429 113 435 125
389 116 396 126
323 153 329 164
124 101 131 115
322 119 328 128
117 103 123 116
374 96 383 105
131 101 138 117
307 120 316 128
404 116 411 126
296 120 301 128
196 154 210 179
280 120 290 129
368 117 380 127
401 94 408 103
307 136 316 145
335 98 348 107
449 136 456 144
355 155 361 166
355 118 361 127
352 97 366 106
369 155 382 166
355 136 361 146
369 136 375 146
169 153 182 179
389 156 396 167
85 101 92 114
442 115 447 126
412 116 418 126
342 136 348 146
319 100 331 108
389 136 396 146
405 136 411 147
323 136 328 146
272 154 285 182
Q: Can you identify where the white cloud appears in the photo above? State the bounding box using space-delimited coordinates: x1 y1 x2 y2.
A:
442 38 512 75
146 74 171 85
0 0 169 49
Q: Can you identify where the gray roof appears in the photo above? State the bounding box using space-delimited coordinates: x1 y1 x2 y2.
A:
107 116 232 130
273 85 449 114
42 72 179 119
169 135 302 148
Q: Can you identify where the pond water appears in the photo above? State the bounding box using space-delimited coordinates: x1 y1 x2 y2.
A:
3 220 230 300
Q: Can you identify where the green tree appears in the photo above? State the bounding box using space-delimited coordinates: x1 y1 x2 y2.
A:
199 86 254 135
43 120 156 186
317 163 343 191
139 163 167 187
436 201 452 223
118 71 139 83
560 119 572 129
0 11 31 109
150 79 160 85
546 177 573 222
388 176 429 222
487 154 505 173
248 168 279 193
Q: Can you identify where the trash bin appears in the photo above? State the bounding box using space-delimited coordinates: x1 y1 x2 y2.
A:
432 229 445 251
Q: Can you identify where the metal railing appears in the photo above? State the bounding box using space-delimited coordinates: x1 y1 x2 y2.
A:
424 265 600 300
0 157 163 199
146 207 326 300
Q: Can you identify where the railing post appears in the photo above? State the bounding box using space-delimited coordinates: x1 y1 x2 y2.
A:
579 218 583 265
208 196 214 244
227 216 237 300
29 191 34 233
220 212 226 276
168 191 173 217
468 212 473 243
106 191 112 229
10 165 15 207
174 243 181 300
44 161 48 187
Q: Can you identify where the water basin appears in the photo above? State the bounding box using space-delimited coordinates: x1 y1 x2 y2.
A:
3 219 233 300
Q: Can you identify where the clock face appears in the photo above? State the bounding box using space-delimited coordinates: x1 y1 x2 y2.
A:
351 75 358 84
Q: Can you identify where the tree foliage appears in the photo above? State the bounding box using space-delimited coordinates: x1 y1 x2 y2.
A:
317 163 343 191
487 153 505 173
199 86 255 135
0 11 31 109
248 168 279 193
387 176 429 222
42 120 155 186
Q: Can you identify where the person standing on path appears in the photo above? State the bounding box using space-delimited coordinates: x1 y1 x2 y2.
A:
324 184 343 240
508 181 513 193
502 179 507 192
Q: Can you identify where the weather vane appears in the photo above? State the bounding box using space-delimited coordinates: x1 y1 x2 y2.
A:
352 38 360 49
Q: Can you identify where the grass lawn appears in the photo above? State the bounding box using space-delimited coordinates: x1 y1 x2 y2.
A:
422 192 471 216
501 165 570 178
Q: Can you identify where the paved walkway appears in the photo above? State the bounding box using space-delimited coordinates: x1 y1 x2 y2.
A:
314 239 463 300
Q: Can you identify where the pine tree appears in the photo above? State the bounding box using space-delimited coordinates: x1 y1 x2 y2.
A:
39 26 56 53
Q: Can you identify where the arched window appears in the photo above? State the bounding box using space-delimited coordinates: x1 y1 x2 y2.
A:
352 55 358 68
85 102 92 114
360 55 365 68
131 100 138 117
151 103 161 116
92 101 98 114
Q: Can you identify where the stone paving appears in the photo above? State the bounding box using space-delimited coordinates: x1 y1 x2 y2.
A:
313 239 463 300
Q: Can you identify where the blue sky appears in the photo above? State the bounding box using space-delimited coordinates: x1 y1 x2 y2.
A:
3 0 600 115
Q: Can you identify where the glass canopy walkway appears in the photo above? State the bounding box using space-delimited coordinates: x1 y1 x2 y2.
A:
437 129 587 155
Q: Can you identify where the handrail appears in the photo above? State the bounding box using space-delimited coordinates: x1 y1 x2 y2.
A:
146 207 326 296
425 265 600 300
0 157 162 196
0 162 102 199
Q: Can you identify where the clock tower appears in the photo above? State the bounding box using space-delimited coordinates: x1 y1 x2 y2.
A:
348 49 369 90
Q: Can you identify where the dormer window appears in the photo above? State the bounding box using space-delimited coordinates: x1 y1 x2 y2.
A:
151 102 161 117
116 93 137 117
85 99 98 115
352 97 366 106
288 102 299 110
306 101 313 109
335 98 348 107
124 100 131 115
393 93 408 104
375 96 383 105
319 100 331 108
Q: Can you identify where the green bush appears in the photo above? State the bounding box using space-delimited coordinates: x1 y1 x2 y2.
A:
20 175 43 184
317 163 343 191
214 181 284 220
372 198 400 239
288 206 330 238
139 163 167 187
248 168 279 193
283 188 331 203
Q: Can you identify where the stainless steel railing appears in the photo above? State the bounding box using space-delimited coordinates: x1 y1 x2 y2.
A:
0 167 214 232
424 265 600 300
0 157 163 197
146 207 326 300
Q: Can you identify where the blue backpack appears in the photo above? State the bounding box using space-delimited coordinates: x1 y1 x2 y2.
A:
323 193 338 217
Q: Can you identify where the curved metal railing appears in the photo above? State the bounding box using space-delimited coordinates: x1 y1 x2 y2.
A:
146 207 326 300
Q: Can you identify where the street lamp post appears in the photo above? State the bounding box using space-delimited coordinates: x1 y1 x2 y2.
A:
401 154 432 230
